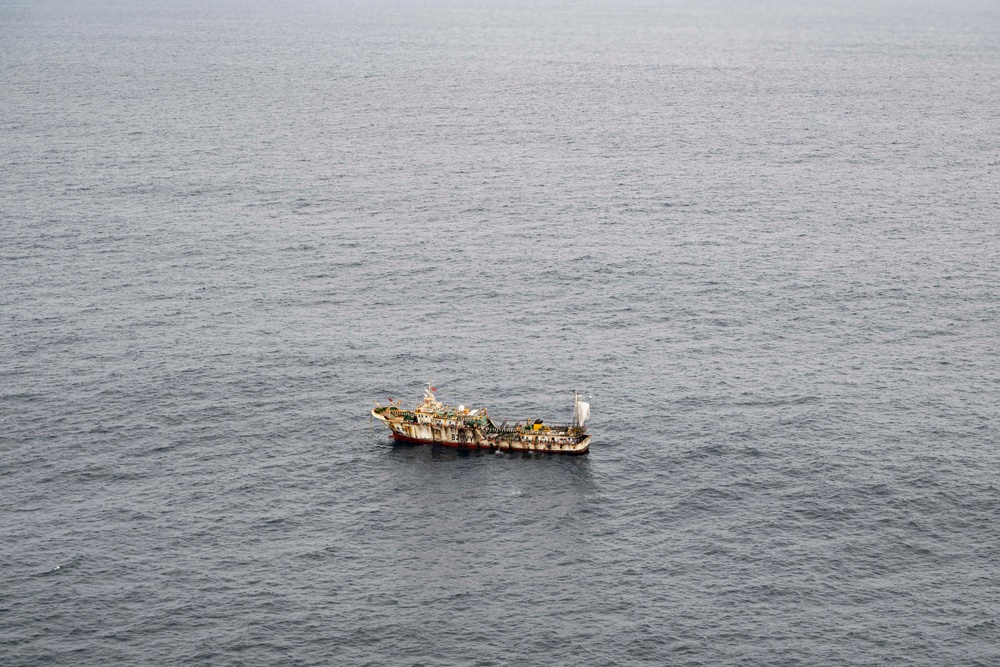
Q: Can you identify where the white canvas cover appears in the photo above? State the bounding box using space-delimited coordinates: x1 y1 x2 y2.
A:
575 400 590 425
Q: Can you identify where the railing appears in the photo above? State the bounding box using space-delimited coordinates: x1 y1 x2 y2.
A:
486 419 580 434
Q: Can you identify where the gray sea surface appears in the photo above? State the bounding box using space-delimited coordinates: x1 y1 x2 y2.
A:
2 1 999 665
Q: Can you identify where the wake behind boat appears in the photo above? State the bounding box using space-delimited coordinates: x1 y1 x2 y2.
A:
372 383 592 455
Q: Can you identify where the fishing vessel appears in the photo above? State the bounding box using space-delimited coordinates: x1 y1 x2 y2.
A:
372 383 592 455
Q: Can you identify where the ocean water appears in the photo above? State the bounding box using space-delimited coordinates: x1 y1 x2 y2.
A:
2 1 999 664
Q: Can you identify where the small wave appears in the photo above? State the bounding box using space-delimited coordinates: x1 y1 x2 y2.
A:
966 618 997 635
34 556 82 577
0 392 42 402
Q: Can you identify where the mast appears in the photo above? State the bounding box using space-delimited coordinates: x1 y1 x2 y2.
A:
572 390 590 430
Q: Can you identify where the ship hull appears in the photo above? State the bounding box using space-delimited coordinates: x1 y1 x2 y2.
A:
381 421 590 455
389 430 591 455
